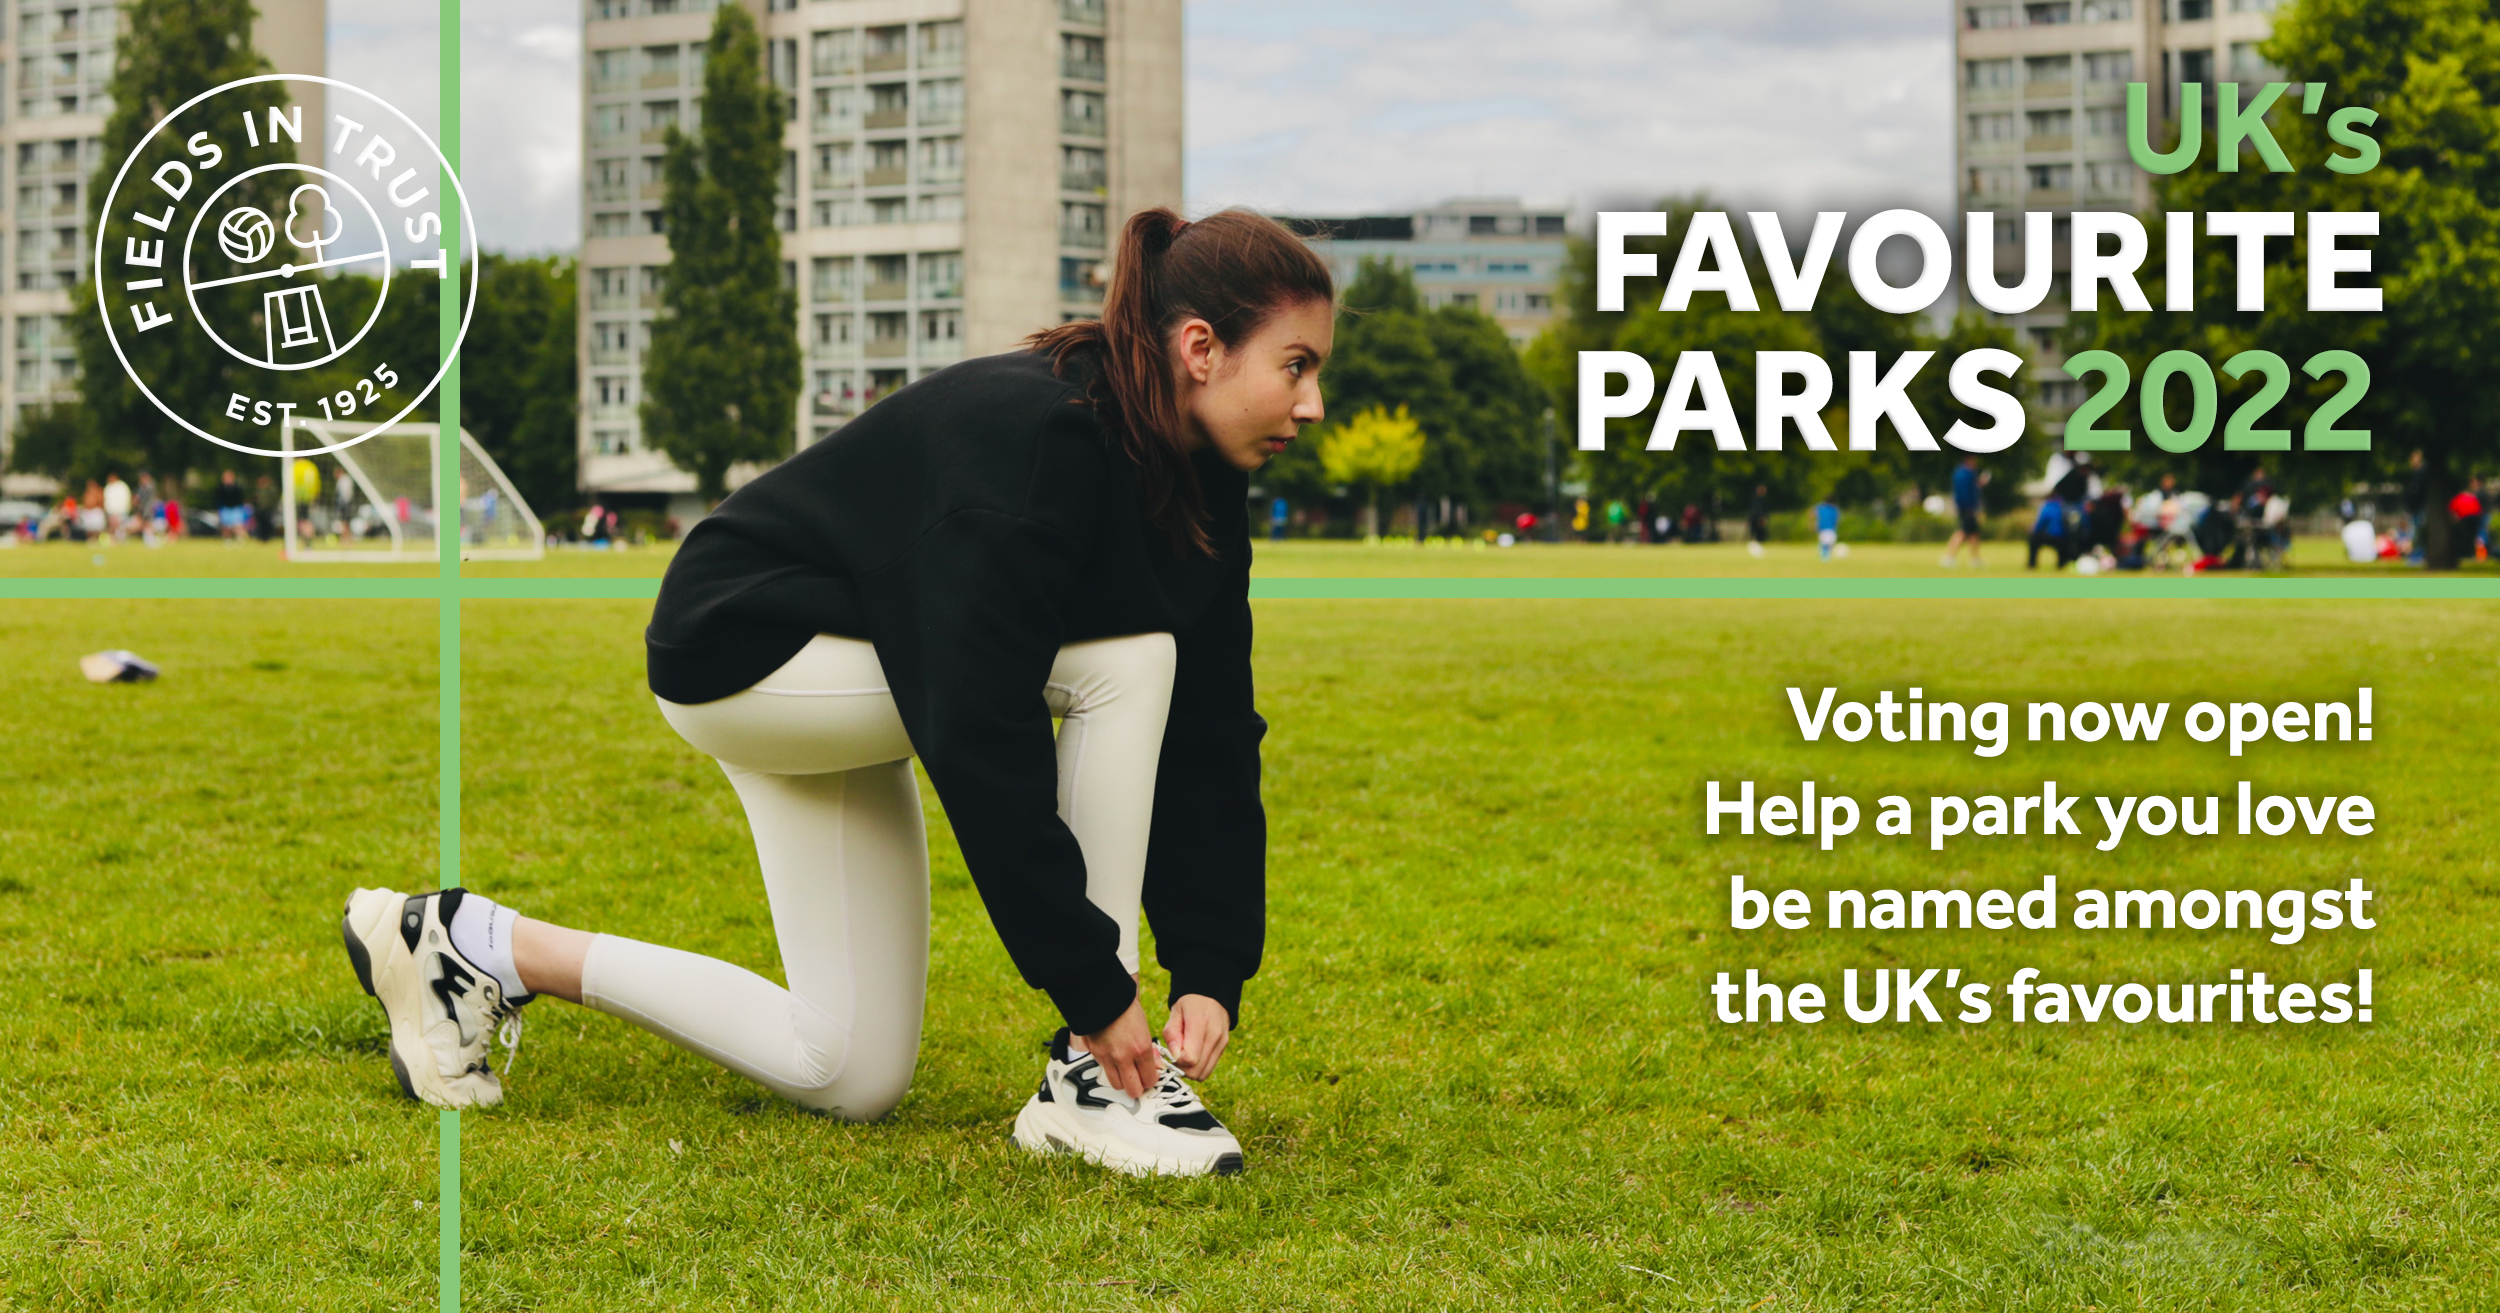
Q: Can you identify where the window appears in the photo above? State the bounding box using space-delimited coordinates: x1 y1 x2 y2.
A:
1968 111 2015 141
1060 145 1104 192
2083 50 2134 83
1535 215 1566 235
2080 0 2131 18
918 136 962 184
918 21 962 69
1060 256 1103 301
1061 201 1106 248
814 140 854 188
589 265 632 308
867 81 908 126
868 311 908 341
593 375 633 409
591 48 632 90
592 212 633 237
865 254 908 295
2027 162 2074 191
813 313 854 349
2037 379 2078 410
812 84 858 133
1964 58 2014 90
920 309 959 344
2178 48 2214 85
811 255 854 302
866 138 907 184
2085 105 2127 137
2024 54 2073 84
1061 89 1106 136
1061 33 1104 81
918 250 961 299
869 196 908 224
1965 4 2014 26
813 198 856 228
2228 0 2277 11
914 193 962 222
810 28 855 76
2229 41 2281 80
589 156 630 203
864 24 907 69
917 77 962 126
591 103 630 144
2026 108 2072 138
1967 166 2017 198
644 100 680 133
2024 2 2070 22
643 44 679 84
2176 0 2212 18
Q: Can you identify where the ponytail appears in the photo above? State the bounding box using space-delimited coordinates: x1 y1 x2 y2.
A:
1031 207 1335 555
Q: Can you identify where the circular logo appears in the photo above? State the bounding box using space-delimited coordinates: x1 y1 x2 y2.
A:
94 75 478 458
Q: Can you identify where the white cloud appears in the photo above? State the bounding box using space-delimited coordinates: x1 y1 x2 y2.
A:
1184 0 1952 219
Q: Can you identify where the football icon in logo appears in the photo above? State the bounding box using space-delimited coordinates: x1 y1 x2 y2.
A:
218 205 275 264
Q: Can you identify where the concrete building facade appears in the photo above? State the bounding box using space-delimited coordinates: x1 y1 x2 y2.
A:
1280 198 1567 346
1953 0 2278 428
0 0 324 478
577 0 1181 506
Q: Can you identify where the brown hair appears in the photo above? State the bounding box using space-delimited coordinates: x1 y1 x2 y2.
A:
1029 206 1335 554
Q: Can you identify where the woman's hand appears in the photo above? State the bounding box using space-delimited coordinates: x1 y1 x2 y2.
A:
1077 999 1159 1100
1162 994 1231 1080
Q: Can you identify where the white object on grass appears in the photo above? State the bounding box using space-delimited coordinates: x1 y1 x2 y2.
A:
2342 519 2376 563
79 650 159 682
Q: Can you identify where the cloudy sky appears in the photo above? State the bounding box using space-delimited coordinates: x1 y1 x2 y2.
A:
328 0 1953 256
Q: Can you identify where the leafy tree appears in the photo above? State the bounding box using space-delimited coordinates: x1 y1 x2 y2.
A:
2080 0 2500 568
1269 257 1548 519
640 1 801 505
2 403 113 484
67 0 291 486
462 254 579 514
1318 404 1425 535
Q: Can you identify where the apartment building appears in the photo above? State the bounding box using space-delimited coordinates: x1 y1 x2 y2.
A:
1954 0 2279 426
1280 198 1567 346
578 0 1181 507
0 0 324 478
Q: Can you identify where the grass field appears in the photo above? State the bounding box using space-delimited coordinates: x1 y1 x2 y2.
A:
9 598 2499 1310
0 602 440 1308
2 534 2486 580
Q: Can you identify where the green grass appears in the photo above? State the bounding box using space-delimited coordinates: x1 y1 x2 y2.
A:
0 601 440 1309
453 600 2497 1310
9 598 2498 1309
3 535 2486 580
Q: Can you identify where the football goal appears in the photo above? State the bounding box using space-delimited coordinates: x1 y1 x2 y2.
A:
280 421 544 562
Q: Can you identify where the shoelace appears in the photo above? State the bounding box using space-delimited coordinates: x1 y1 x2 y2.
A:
489 999 526 1077
1146 1053 1204 1113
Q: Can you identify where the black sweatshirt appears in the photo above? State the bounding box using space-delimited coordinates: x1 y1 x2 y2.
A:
646 348 1264 1034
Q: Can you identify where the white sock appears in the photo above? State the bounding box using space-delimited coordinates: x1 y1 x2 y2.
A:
446 892 528 1001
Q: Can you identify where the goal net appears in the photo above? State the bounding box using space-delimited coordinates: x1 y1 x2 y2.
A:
280 422 544 562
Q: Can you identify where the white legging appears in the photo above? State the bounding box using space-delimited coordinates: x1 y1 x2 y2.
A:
580 632 1175 1121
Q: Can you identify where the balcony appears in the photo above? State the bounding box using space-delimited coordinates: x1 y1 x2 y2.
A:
864 49 907 73
588 290 635 311
643 70 680 89
1061 226 1106 250
588 181 629 204
863 165 906 187
862 278 907 302
641 126 675 145
589 346 638 366
864 337 907 359
2025 79 2072 100
1060 113 1104 138
1062 0 1106 23
864 108 907 130
2026 133 2071 152
810 169 854 191
808 337 859 361
1061 57 1105 83
1060 169 1105 193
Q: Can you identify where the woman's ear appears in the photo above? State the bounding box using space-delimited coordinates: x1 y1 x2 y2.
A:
1174 318 1218 385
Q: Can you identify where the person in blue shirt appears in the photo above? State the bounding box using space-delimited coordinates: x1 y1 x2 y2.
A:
1814 499 1842 560
1941 455 1989 569
1269 495 1288 542
2027 497 2073 570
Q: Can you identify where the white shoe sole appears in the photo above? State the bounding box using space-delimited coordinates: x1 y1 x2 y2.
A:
342 887 500 1110
1011 1098 1244 1178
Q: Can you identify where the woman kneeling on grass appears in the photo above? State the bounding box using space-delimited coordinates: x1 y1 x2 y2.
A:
339 208 1332 1178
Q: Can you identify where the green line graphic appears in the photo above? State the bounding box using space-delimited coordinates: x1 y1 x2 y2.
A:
437 6 462 1310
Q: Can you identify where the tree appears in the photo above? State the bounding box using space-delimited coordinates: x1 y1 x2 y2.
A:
462 255 579 514
2080 0 2500 568
68 0 291 485
1318 404 1426 536
1267 257 1548 520
640 2 801 505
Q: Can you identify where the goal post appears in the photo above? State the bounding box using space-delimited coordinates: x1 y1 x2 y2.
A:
280 421 545 562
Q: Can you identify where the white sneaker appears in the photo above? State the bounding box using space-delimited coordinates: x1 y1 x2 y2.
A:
341 886 529 1109
1012 1029 1245 1177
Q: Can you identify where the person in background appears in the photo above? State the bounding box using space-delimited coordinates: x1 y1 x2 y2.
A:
214 470 249 542
101 472 131 542
1940 455 1989 569
2401 449 2428 565
2027 497 2072 570
1746 484 1770 558
580 503 608 545
1814 497 1842 561
2449 478 2487 561
1269 495 1287 542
